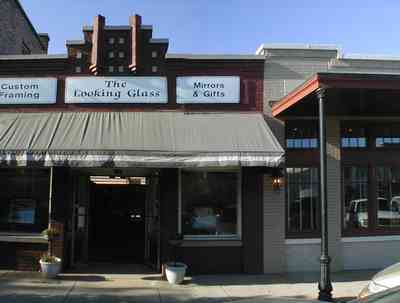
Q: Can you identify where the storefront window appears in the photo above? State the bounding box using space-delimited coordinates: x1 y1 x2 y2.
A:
286 167 320 235
180 170 239 238
375 124 400 148
343 167 369 231
341 125 367 148
376 167 400 228
286 122 318 149
0 169 50 233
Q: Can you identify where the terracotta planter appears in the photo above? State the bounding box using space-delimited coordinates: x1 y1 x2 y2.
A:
165 262 187 284
39 257 61 278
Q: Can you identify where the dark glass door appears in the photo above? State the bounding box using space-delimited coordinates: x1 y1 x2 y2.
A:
89 184 146 263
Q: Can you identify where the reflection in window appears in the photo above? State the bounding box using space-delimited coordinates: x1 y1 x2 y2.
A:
181 171 238 237
286 168 320 234
341 125 367 148
8 199 36 224
376 167 400 228
0 169 49 232
286 122 318 149
343 167 369 230
376 125 400 148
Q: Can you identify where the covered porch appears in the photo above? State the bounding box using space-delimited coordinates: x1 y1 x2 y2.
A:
272 72 400 301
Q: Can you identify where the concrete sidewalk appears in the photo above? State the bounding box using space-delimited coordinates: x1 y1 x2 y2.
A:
0 267 377 303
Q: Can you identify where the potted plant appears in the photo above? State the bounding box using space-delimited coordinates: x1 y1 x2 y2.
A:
39 228 61 278
165 233 187 284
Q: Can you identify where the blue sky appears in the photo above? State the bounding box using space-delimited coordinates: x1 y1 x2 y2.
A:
20 0 400 56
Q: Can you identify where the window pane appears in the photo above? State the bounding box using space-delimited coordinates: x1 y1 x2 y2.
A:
286 122 318 149
181 171 238 236
341 125 367 148
287 167 320 234
376 167 400 228
0 169 50 232
343 167 369 231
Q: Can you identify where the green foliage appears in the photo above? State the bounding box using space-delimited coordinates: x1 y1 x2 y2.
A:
40 254 59 263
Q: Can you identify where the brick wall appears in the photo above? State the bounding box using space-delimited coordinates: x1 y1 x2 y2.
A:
0 242 48 271
0 0 46 55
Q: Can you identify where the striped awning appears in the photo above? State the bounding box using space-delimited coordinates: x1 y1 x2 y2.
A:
0 111 284 168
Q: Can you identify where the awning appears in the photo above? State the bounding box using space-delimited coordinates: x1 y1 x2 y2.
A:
0 111 283 167
272 72 400 117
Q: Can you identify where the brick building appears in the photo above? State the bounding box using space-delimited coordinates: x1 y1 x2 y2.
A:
0 0 49 55
0 15 284 274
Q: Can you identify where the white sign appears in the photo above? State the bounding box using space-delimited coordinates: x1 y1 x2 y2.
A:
0 78 57 104
65 77 168 103
176 76 240 104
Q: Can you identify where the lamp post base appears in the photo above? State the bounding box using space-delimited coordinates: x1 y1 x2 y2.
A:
318 255 333 302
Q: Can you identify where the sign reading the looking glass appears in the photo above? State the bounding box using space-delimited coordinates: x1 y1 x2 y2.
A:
0 78 57 104
176 76 240 104
65 77 168 103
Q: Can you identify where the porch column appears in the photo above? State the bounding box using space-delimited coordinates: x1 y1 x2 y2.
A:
317 88 333 302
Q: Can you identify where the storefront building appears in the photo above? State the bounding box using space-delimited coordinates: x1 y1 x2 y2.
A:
0 15 284 274
258 44 400 273
0 0 49 55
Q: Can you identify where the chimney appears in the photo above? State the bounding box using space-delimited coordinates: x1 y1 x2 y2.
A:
89 15 106 75
129 14 142 72
38 33 50 54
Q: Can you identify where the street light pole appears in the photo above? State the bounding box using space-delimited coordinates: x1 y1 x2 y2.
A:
317 87 333 302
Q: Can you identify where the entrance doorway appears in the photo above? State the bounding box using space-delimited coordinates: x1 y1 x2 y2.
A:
89 182 146 263
69 171 161 272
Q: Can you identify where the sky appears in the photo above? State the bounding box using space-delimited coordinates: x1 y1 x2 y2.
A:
20 0 400 57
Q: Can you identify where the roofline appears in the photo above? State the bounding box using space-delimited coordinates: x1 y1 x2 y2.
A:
66 40 86 46
272 75 320 117
149 38 169 44
14 0 47 51
0 54 68 61
82 25 155 31
166 54 265 60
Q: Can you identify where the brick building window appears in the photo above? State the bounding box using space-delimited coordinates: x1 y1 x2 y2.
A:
75 66 82 73
109 51 115 59
76 51 83 59
118 51 125 58
0 169 50 232
286 167 320 236
152 66 158 73
108 66 114 73
118 37 125 44
179 170 241 239
21 41 31 55
118 66 124 73
108 37 115 44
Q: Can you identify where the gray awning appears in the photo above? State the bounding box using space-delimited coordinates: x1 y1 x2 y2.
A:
0 111 283 167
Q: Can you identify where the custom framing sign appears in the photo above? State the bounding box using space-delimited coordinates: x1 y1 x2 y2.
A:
176 76 240 104
0 78 57 104
65 77 168 103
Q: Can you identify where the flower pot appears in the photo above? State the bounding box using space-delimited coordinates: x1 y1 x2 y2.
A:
39 257 61 278
165 262 187 284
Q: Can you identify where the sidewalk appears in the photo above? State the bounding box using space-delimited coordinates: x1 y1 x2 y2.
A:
0 267 376 303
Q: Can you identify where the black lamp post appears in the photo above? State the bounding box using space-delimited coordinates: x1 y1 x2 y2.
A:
317 88 333 302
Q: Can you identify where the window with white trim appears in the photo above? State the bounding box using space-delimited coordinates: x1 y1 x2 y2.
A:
179 169 241 239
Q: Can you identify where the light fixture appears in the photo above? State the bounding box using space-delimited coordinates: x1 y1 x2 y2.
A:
271 168 284 191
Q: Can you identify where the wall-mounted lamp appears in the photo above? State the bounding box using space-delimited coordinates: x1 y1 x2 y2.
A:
271 168 284 191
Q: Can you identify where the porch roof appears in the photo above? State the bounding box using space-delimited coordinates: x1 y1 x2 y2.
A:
0 111 283 167
272 72 400 118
